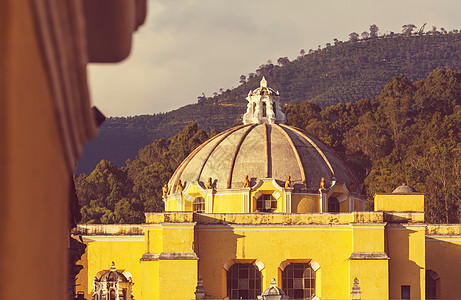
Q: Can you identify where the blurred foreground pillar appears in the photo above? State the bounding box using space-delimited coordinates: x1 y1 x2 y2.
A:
0 0 146 299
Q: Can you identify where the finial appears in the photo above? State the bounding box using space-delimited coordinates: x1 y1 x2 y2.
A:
178 179 184 192
206 177 213 189
320 177 326 189
163 184 169 196
270 278 276 286
285 176 292 188
110 261 116 272
244 175 250 188
260 76 267 88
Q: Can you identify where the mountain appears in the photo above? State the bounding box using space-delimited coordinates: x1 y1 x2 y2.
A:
77 30 461 174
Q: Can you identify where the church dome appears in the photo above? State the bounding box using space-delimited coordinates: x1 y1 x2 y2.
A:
168 122 358 194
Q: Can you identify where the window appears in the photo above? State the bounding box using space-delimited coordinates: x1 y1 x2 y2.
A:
282 263 315 299
256 194 276 212
426 270 439 300
262 102 267 117
193 197 205 213
328 197 339 213
401 285 410 300
227 264 261 299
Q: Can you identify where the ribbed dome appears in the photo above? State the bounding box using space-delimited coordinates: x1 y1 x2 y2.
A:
168 123 358 193
392 183 417 194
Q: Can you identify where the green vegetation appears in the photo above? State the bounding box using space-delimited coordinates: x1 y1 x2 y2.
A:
77 28 461 174
74 124 211 224
285 69 461 223
75 69 461 224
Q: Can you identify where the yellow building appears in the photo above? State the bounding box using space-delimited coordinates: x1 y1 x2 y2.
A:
76 79 461 300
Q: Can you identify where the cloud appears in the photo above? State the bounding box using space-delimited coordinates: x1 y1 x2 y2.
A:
88 0 461 117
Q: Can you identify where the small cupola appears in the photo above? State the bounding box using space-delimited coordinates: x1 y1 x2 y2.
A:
243 77 286 125
259 278 289 300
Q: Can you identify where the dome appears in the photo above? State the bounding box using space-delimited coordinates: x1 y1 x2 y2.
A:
392 183 417 194
261 278 288 299
168 122 359 194
98 262 129 282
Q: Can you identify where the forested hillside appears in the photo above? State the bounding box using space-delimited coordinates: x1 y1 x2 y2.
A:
75 69 461 224
78 27 461 174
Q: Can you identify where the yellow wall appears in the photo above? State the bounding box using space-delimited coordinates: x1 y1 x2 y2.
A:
76 237 145 300
426 225 461 300
214 193 244 213
387 224 426 299
375 194 424 212
158 260 198 299
77 209 433 300
196 225 351 299
292 194 319 213
349 259 389 299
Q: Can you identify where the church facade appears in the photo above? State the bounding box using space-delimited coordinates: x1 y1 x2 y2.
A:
75 79 461 300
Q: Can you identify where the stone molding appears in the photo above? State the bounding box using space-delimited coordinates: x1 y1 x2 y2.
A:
348 252 390 260
140 252 199 261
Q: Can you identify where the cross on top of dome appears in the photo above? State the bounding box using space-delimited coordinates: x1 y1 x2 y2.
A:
260 76 267 88
242 77 286 125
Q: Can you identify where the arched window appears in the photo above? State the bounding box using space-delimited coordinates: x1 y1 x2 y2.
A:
282 263 315 299
262 102 267 117
256 194 276 212
227 263 261 299
328 197 339 213
426 270 439 299
193 197 205 213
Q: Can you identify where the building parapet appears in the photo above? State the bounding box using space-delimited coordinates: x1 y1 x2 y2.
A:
75 224 144 235
145 211 388 225
426 224 461 236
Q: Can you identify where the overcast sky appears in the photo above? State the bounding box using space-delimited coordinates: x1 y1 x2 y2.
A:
87 0 461 117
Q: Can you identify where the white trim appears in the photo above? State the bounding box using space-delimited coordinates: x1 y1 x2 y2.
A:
254 260 265 271
195 225 352 231
82 236 145 242
160 222 196 227
184 194 194 202
222 259 265 271
250 178 285 192
310 260 320 271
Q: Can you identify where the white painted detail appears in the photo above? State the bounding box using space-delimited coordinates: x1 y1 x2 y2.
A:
242 77 286 125
255 260 265 271
184 194 194 202
310 260 320 271
254 191 261 199
273 191 281 199
223 260 233 271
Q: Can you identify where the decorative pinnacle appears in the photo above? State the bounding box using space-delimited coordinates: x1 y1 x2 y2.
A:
110 261 116 272
260 76 267 88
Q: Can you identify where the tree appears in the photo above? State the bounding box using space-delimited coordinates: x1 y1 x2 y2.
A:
369 24 379 38
349 32 359 42
277 57 290 66
197 93 206 103
402 24 417 37
300 49 306 56
361 31 369 40
418 23 427 35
